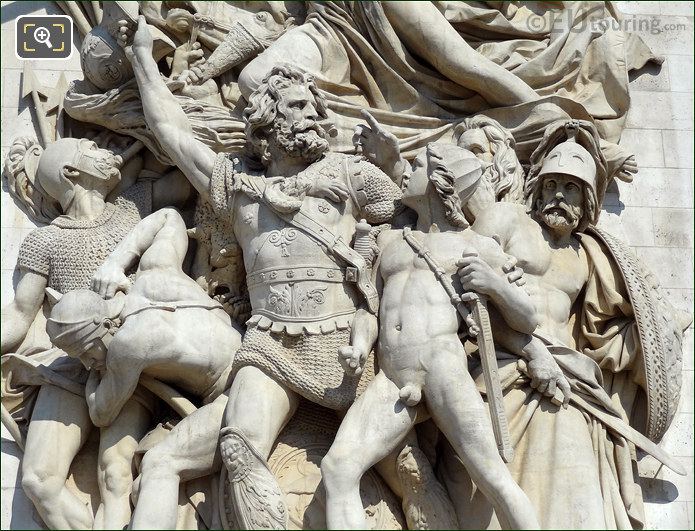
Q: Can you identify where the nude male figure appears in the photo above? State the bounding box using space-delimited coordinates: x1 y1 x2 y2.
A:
47 207 243 428
321 143 569 530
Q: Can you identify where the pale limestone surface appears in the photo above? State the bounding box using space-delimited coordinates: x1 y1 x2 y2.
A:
1 1 693 529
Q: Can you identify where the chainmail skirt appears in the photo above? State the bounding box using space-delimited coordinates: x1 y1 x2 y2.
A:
233 325 375 411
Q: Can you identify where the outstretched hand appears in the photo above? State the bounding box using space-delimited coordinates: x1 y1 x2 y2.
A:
616 154 638 182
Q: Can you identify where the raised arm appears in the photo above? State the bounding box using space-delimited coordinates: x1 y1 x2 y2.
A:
122 16 215 201
353 110 409 186
1 271 46 353
92 208 189 298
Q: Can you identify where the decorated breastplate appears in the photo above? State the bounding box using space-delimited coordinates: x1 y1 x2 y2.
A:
246 225 360 333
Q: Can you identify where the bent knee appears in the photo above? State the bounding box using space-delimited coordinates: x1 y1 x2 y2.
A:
101 461 135 497
21 471 63 502
321 447 364 487
140 448 179 479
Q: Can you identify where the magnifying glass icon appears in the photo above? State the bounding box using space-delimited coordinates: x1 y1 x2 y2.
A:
33 26 53 49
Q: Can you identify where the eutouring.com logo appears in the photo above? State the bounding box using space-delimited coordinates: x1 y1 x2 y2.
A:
16 15 73 60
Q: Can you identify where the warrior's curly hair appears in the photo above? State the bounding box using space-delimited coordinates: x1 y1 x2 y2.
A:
243 65 329 166
453 115 525 204
426 144 469 228
3 137 61 224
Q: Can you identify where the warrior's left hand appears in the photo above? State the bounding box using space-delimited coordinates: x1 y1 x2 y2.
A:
338 345 367 376
353 110 403 178
502 257 526 287
91 263 131 299
526 355 572 408
456 253 503 297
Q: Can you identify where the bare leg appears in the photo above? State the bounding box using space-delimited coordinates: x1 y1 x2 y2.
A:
94 398 151 530
132 394 228 530
381 2 539 106
221 366 300 529
21 384 93 530
321 371 418 530
424 352 540 529
223 366 299 457
372 432 417 499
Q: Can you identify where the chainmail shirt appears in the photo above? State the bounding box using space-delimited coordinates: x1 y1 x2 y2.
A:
16 181 152 293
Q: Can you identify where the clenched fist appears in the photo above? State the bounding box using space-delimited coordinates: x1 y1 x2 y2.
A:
338 345 368 376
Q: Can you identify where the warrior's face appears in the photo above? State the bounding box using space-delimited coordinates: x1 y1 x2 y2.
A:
457 128 493 164
37 138 122 210
72 139 123 183
536 174 584 234
74 338 108 371
270 83 329 163
401 149 430 207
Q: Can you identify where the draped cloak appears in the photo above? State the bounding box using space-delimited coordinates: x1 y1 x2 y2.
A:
65 1 656 174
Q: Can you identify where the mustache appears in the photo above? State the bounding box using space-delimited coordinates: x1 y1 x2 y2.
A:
290 118 337 138
290 119 324 137
542 200 578 220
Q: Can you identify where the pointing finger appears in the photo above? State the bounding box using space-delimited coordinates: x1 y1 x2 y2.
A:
360 109 383 131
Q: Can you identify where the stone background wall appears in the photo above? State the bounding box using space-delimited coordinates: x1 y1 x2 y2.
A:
1 1 693 528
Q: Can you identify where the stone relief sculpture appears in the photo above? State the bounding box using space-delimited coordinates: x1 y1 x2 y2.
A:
1 2 690 531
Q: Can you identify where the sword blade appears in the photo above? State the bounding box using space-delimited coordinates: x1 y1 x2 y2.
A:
471 297 514 463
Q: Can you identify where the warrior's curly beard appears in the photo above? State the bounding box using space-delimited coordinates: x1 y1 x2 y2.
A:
271 118 330 164
538 199 582 232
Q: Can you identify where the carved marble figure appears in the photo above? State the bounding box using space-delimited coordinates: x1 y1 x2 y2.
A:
121 16 450 530
1 133 193 529
359 115 688 528
321 142 568 529
442 124 688 529
41 207 242 527
0 2 689 531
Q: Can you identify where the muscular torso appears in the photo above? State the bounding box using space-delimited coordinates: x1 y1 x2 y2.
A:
115 268 239 398
377 229 509 389
475 203 589 346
